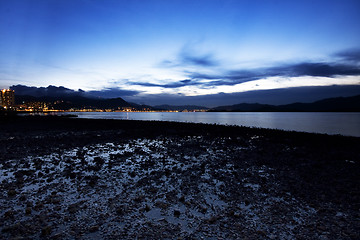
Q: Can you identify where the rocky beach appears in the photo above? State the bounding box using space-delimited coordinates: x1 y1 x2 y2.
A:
0 115 359 239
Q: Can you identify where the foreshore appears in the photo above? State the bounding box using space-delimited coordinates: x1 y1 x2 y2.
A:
1 115 359 239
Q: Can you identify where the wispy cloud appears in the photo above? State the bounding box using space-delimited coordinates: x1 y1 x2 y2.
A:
186 51 360 87
154 48 360 89
334 49 360 62
87 88 141 98
131 79 199 89
180 52 218 67
124 85 360 107
160 45 219 68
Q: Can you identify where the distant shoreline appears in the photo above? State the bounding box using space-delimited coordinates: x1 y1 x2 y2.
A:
2 113 360 137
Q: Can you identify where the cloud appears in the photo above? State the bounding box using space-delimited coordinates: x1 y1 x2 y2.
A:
334 49 360 62
156 48 360 89
87 88 140 98
270 62 360 77
125 85 360 107
187 61 360 87
131 79 201 89
180 52 218 67
161 45 218 68
130 57 360 90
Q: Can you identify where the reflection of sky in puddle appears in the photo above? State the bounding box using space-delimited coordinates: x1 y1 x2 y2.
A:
145 205 195 233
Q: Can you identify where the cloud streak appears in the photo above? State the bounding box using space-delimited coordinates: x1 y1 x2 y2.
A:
161 46 219 68
87 88 140 98
141 60 360 90
180 52 218 67
124 85 360 107
131 79 200 89
155 49 360 89
334 49 360 62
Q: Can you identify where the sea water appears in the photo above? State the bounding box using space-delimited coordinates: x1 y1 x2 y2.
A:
72 112 360 137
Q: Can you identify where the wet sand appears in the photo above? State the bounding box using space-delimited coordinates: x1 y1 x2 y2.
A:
0 116 359 239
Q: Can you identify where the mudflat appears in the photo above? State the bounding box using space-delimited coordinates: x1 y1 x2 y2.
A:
0 116 359 239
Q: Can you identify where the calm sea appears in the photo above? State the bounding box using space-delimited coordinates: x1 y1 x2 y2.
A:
70 112 360 137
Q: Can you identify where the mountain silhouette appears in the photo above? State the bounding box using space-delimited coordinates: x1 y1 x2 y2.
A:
209 95 360 112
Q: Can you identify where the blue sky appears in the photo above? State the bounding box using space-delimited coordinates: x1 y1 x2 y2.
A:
1 0 360 106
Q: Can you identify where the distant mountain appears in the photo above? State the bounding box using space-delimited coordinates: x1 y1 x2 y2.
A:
209 94 360 112
11 85 84 98
154 105 208 111
15 94 136 110
11 84 155 110
278 95 360 112
209 103 276 112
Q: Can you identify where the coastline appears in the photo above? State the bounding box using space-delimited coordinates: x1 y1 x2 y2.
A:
1 116 359 239
9 111 360 137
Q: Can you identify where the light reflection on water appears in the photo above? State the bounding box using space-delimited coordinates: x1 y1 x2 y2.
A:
69 112 360 137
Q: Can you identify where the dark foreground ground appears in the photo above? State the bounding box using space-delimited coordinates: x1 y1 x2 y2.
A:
0 116 359 239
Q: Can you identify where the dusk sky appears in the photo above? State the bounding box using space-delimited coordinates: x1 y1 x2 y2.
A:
1 0 360 106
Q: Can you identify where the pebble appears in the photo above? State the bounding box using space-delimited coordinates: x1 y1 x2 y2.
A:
41 226 52 236
25 207 31 215
89 225 100 232
8 190 17 197
174 209 181 217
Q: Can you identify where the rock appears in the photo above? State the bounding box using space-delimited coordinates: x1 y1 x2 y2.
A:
199 205 207 213
34 202 44 211
174 209 181 217
317 225 327 232
19 195 27 201
256 230 266 237
208 216 217 224
116 206 124 215
52 233 63 239
68 204 77 214
25 207 31 215
8 189 17 197
89 225 99 232
144 204 151 212
94 156 104 165
129 171 136 178
155 201 169 210
41 226 52 236
4 210 15 219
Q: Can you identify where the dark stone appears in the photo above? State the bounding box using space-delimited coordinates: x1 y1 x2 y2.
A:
8 189 17 197
174 209 181 217
4 210 15 219
25 207 31 215
41 226 52 236
89 225 99 232
208 216 217 223
145 204 151 212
